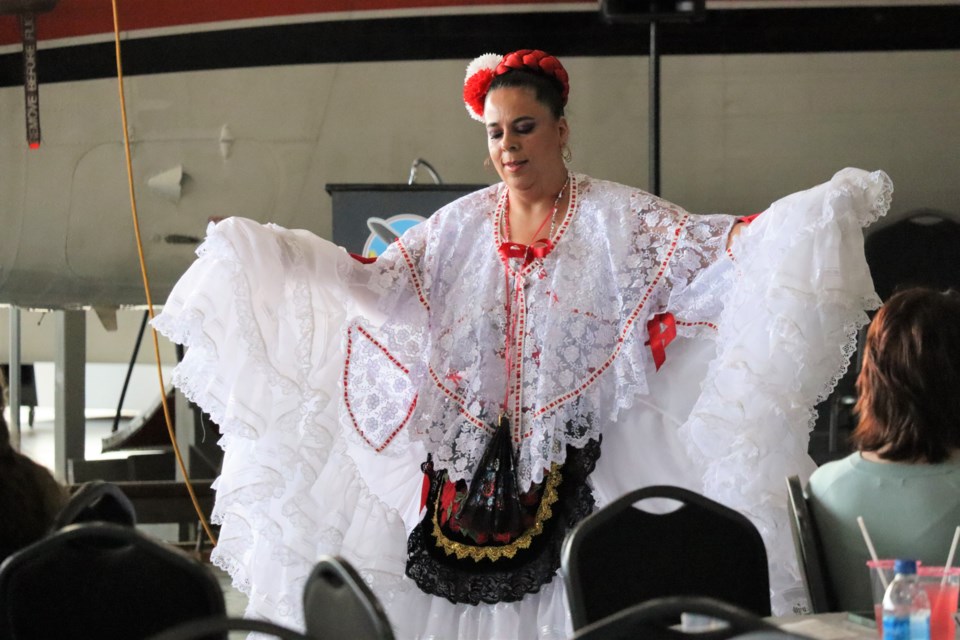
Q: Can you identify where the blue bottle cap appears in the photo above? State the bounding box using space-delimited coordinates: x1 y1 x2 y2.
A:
894 559 917 574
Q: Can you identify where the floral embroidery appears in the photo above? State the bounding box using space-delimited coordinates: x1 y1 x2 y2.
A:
350 174 736 491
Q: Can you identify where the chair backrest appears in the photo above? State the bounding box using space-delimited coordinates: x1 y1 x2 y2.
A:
561 485 771 631
303 555 395 640
864 212 960 303
571 595 780 640
52 480 137 529
784 475 835 613
0 522 226 640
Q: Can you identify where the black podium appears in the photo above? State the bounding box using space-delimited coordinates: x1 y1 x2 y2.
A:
325 183 487 256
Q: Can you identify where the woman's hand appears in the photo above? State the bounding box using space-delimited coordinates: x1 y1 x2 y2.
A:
726 221 746 251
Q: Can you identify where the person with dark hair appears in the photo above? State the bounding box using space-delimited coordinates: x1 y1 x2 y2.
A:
154 49 892 637
0 370 67 563
808 287 960 612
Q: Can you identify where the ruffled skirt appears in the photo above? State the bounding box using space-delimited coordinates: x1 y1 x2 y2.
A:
152 168 892 638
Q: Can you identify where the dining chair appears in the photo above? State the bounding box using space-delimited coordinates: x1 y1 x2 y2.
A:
784 475 835 612
146 554 395 640
570 595 781 640
51 479 137 529
561 485 771 631
0 521 225 640
303 555 396 640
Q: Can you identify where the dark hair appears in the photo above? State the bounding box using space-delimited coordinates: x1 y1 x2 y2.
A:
488 69 565 119
852 287 960 462
0 367 67 562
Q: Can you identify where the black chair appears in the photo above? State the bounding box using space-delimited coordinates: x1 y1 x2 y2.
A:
785 475 834 613
0 522 225 640
51 479 137 529
561 485 771 631
146 555 395 640
303 555 396 640
571 596 781 640
864 211 960 304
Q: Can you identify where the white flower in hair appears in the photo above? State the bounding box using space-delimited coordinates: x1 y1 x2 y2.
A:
463 53 502 122
464 53 501 82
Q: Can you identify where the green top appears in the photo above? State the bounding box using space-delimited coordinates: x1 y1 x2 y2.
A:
807 451 960 612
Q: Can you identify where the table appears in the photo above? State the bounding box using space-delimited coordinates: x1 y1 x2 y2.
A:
772 611 877 639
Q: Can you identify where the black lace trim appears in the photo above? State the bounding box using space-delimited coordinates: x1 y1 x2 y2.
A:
405 437 601 605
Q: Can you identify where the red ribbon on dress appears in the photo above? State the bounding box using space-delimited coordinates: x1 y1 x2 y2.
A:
528 240 553 261
499 242 527 262
645 312 677 371
349 252 378 264
498 239 554 267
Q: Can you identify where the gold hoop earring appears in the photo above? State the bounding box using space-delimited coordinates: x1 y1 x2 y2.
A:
562 145 573 163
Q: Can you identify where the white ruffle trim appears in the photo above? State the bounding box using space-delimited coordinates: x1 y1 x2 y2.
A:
152 218 573 639
679 167 892 615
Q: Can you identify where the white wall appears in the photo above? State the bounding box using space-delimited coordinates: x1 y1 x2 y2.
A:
0 307 178 363
1 50 958 362
27 361 174 416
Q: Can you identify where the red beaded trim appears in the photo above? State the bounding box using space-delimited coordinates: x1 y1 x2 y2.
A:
355 325 410 373
675 319 718 331
397 238 430 312
511 284 527 443
492 185 508 271
537 175 579 272
342 324 417 452
531 213 691 421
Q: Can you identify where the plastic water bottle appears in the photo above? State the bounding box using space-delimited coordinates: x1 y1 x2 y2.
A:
882 559 930 640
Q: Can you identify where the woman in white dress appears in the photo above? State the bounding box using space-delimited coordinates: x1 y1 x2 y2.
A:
154 49 893 638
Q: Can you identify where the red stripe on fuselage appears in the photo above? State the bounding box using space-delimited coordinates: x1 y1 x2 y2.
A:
0 0 584 47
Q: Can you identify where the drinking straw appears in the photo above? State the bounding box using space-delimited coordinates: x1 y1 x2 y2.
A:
941 526 960 587
857 516 888 590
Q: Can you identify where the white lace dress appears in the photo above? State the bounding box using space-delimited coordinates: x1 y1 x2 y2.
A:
153 169 892 639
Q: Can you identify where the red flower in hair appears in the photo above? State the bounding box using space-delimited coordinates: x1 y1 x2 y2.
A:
462 50 569 122
464 68 494 121
496 49 569 106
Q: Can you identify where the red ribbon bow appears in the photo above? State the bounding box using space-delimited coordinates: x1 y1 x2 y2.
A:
645 312 677 371
498 239 554 267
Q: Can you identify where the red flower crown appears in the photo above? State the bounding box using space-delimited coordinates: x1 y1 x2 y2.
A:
462 49 570 122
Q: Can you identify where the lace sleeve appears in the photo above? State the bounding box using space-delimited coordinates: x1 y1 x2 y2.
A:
633 192 737 333
336 215 433 438
337 218 432 330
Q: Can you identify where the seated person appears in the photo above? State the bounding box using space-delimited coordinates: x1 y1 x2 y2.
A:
807 287 960 612
0 371 66 563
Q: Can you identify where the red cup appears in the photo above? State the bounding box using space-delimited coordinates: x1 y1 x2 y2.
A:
917 566 960 640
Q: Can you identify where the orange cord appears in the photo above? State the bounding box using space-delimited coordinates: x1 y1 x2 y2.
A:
110 0 217 547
